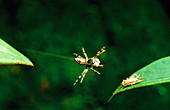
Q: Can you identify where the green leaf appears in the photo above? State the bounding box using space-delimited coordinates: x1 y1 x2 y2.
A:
0 38 34 66
108 56 170 102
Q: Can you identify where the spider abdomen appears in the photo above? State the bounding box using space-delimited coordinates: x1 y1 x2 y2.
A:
75 57 86 65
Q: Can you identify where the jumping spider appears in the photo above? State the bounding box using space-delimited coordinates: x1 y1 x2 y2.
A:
73 46 106 85
121 74 143 89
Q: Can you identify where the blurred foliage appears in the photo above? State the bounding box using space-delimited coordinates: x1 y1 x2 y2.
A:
0 0 169 110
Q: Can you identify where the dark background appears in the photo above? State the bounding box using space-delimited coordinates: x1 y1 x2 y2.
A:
0 0 169 110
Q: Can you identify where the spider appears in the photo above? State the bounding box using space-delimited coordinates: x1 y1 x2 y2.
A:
121 74 143 89
73 46 106 85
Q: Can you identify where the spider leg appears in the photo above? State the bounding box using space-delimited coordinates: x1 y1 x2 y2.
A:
133 74 138 77
73 53 82 57
82 47 88 61
134 74 143 79
96 65 104 68
73 68 89 85
121 86 124 89
137 79 143 83
96 46 106 57
130 74 135 78
138 77 143 80
91 68 101 75
80 68 88 83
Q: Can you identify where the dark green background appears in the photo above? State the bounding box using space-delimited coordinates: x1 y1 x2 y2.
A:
0 0 169 110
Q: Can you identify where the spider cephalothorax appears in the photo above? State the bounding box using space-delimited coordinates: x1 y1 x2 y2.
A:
73 46 106 85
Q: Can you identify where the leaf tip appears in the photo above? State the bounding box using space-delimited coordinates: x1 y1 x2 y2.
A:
107 93 115 102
